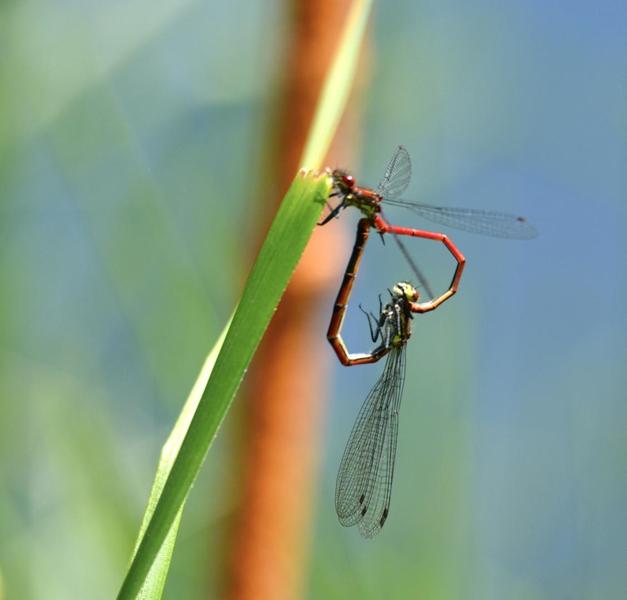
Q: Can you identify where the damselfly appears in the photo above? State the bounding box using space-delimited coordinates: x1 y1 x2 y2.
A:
334 280 416 538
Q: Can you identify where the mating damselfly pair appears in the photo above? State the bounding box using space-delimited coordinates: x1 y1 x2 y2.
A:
321 146 536 538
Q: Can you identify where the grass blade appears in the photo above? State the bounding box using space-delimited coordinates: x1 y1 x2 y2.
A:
118 172 330 598
131 325 229 598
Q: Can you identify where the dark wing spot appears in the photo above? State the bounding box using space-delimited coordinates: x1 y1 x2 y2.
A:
379 508 389 528
359 494 365 504
516 216 526 222
361 505 368 517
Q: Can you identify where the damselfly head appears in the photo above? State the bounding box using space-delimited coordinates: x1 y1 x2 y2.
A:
331 169 356 193
392 281 419 303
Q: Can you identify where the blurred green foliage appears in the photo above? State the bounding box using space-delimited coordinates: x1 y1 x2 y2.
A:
1 1 277 597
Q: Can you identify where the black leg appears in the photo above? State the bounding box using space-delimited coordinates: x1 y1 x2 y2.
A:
318 201 344 226
359 304 380 343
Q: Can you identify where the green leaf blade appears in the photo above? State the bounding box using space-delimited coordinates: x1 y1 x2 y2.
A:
118 171 331 599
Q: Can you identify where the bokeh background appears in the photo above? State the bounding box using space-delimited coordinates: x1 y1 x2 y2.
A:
1 1 626 598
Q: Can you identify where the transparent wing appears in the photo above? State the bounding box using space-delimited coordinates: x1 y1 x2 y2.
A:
384 199 538 239
377 146 412 200
335 346 406 538
391 233 435 300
